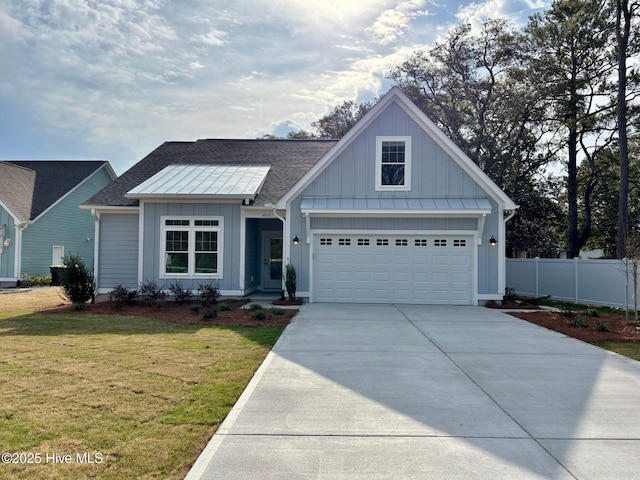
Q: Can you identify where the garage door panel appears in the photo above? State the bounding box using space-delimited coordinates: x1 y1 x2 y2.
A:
313 234 473 304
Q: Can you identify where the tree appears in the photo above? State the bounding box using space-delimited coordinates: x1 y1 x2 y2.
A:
526 0 616 258
389 18 560 255
614 0 640 258
311 100 372 139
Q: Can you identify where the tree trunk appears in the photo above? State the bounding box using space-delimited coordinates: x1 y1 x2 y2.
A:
567 124 580 258
616 0 632 259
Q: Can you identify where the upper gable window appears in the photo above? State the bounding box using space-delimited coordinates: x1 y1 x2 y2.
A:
376 136 411 191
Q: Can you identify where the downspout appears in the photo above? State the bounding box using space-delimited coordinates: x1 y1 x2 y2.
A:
91 209 100 292
16 222 29 282
498 207 518 298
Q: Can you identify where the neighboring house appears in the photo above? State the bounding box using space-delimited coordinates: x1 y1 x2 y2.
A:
83 87 517 304
0 161 117 287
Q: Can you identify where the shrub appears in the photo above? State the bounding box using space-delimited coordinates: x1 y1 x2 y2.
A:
20 274 51 287
109 284 138 307
596 321 612 332
202 309 217 321
568 316 589 328
285 264 297 300
253 310 266 321
219 302 232 311
190 304 201 314
271 307 285 316
249 303 263 311
504 287 516 302
138 280 167 308
169 282 193 305
60 254 96 305
560 303 574 318
70 302 86 311
585 307 600 318
197 283 220 306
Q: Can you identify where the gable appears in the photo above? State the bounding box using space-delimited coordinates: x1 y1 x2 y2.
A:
0 162 35 222
278 87 516 210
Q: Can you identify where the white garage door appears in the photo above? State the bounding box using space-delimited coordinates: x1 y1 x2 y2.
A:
313 234 473 304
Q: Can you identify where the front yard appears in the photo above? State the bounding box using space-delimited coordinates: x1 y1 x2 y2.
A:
0 288 288 479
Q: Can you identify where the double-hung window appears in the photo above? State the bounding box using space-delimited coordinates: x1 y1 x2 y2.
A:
376 136 411 191
161 216 223 278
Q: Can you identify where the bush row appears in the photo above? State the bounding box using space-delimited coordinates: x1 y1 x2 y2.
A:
109 281 220 309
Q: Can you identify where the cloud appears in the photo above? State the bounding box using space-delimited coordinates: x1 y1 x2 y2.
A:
455 0 550 29
367 0 431 45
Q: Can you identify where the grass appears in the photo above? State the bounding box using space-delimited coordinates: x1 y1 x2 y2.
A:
0 305 283 479
591 342 640 362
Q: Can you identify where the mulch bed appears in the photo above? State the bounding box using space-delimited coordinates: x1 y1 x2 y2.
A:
509 309 640 343
486 300 541 310
45 300 296 327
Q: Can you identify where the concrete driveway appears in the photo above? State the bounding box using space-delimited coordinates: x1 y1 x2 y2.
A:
187 304 640 479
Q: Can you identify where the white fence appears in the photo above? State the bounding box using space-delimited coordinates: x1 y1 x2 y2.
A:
506 258 639 309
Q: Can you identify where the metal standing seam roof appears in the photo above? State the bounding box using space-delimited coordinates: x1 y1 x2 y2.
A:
126 165 271 199
300 197 492 214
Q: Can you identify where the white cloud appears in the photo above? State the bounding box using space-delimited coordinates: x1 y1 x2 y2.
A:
367 0 431 45
195 29 227 46
455 0 550 29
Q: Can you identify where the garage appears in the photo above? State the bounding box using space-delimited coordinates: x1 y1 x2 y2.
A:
312 233 474 304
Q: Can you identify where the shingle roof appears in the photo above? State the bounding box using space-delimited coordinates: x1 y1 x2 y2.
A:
85 139 338 207
0 163 36 222
2 161 110 220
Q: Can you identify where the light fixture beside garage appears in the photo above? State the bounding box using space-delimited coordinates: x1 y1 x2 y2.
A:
489 236 497 246
293 235 300 245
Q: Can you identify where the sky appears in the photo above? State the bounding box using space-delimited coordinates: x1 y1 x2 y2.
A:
0 0 550 175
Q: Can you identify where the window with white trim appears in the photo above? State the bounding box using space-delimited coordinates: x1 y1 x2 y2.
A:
161 216 222 278
376 136 411 191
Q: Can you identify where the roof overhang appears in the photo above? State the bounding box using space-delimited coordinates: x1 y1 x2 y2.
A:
300 197 492 218
125 164 271 201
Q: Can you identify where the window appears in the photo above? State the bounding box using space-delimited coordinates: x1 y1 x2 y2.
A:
454 239 467 247
415 239 428 247
376 136 411 191
395 239 408 246
357 238 370 246
376 239 389 246
434 239 447 247
161 216 222 278
320 238 332 246
52 246 64 266
338 238 351 246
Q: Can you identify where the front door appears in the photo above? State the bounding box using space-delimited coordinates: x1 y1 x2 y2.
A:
262 232 283 290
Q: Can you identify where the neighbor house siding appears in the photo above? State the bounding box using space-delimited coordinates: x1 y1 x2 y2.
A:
98 214 139 290
141 202 242 291
21 167 114 276
0 206 16 282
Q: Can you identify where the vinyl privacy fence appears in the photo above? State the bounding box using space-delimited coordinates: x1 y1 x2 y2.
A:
506 258 640 309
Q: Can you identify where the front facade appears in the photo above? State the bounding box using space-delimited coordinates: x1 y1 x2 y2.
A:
0 161 116 286
84 88 516 304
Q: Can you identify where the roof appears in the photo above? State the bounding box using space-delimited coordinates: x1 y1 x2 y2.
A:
300 197 492 216
126 165 271 199
0 163 36 222
84 140 338 207
1 161 113 221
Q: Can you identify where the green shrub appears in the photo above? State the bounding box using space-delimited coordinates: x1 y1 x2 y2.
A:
197 283 220 306
109 284 138 307
585 307 600 318
138 280 166 308
253 310 267 321
20 274 51 287
271 307 285 316
568 316 589 328
560 302 574 318
70 302 86 311
285 264 297 300
504 287 516 302
202 309 218 321
249 303 262 311
219 302 232 311
596 321 612 332
60 254 95 305
169 282 193 305
190 304 201 314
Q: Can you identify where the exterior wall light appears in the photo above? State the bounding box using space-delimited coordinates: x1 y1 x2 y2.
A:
293 235 300 245
489 236 497 246
3 238 11 248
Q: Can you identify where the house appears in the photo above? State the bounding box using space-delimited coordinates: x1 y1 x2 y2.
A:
0 161 117 287
83 87 517 304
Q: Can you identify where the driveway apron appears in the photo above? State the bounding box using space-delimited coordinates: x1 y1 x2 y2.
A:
187 304 640 479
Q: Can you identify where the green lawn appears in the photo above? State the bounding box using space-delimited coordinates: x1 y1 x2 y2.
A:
0 311 283 479
591 342 640 361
